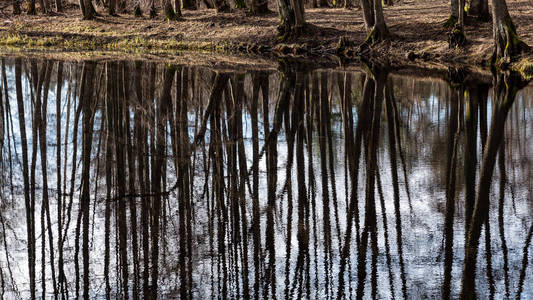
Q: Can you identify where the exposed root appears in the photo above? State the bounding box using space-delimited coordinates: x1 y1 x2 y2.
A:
448 25 467 48
492 18 531 66
356 25 388 56
277 23 305 41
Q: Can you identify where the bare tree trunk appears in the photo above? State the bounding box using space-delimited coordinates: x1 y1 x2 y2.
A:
360 0 374 30
277 0 305 39
214 0 230 13
109 0 116 15
182 0 196 9
13 0 21 14
27 0 36 14
80 0 96 19
490 0 529 63
467 0 489 21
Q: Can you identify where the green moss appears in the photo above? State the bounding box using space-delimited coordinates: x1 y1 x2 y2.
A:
443 16 457 28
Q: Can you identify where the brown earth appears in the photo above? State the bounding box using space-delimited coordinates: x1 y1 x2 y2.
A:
0 0 532 67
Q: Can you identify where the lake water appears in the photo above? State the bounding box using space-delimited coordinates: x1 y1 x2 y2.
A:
0 57 531 299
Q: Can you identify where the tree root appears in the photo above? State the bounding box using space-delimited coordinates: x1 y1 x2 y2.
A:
448 25 467 48
356 26 388 56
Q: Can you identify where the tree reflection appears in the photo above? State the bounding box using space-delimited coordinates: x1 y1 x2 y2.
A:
0 58 530 300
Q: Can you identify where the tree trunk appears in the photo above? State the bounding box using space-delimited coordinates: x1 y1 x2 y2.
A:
27 0 36 14
109 0 116 15
372 0 388 40
467 0 489 21
80 0 96 19
214 0 230 13
13 0 21 14
490 0 529 63
277 0 305 39
164 0 178 19
38 0 47 13
360 0 374 30
182 0 196 9
174 0 182 17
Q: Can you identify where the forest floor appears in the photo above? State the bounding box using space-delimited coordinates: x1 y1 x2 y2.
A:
0 0 532 69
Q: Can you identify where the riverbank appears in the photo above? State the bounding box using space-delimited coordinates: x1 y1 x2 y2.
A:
0 0 532 72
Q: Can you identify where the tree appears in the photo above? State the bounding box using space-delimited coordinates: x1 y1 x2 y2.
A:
214 0 230 13
27 0 36 14
109 0 116 15
235 0 246 8
182 0 196 9
490 0 529 63
277 0 305 39
13 0 21 14
467 0 489 21
251 0 268 14
358 0 388 47
79 0 97 19
164 0 180 20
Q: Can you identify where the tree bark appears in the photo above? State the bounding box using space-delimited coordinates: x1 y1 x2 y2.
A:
277 0 305 39
214 0 230 13
182 0 196 9
490 0 529 63
79 0 96 19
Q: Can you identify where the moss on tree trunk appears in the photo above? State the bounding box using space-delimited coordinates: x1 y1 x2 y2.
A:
491 0 530 64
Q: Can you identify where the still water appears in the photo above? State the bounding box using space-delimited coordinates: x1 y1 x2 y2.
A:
0 57 531 299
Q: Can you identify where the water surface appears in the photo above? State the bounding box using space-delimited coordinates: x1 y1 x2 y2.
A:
0 58 531 299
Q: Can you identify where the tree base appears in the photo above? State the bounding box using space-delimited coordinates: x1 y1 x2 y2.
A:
133 4 142 17
149 7 157 18
448 25 467 48
443 16 457 28
357 25 388 53
491 18 531 65
165 8 179 20
277 23 305 41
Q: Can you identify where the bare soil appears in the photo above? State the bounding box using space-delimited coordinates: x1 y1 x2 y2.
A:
0 0 532 66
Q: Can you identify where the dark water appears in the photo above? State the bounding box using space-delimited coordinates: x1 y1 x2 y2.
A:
0 57 531 299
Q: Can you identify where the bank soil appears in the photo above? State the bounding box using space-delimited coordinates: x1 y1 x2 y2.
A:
0 0 532 67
